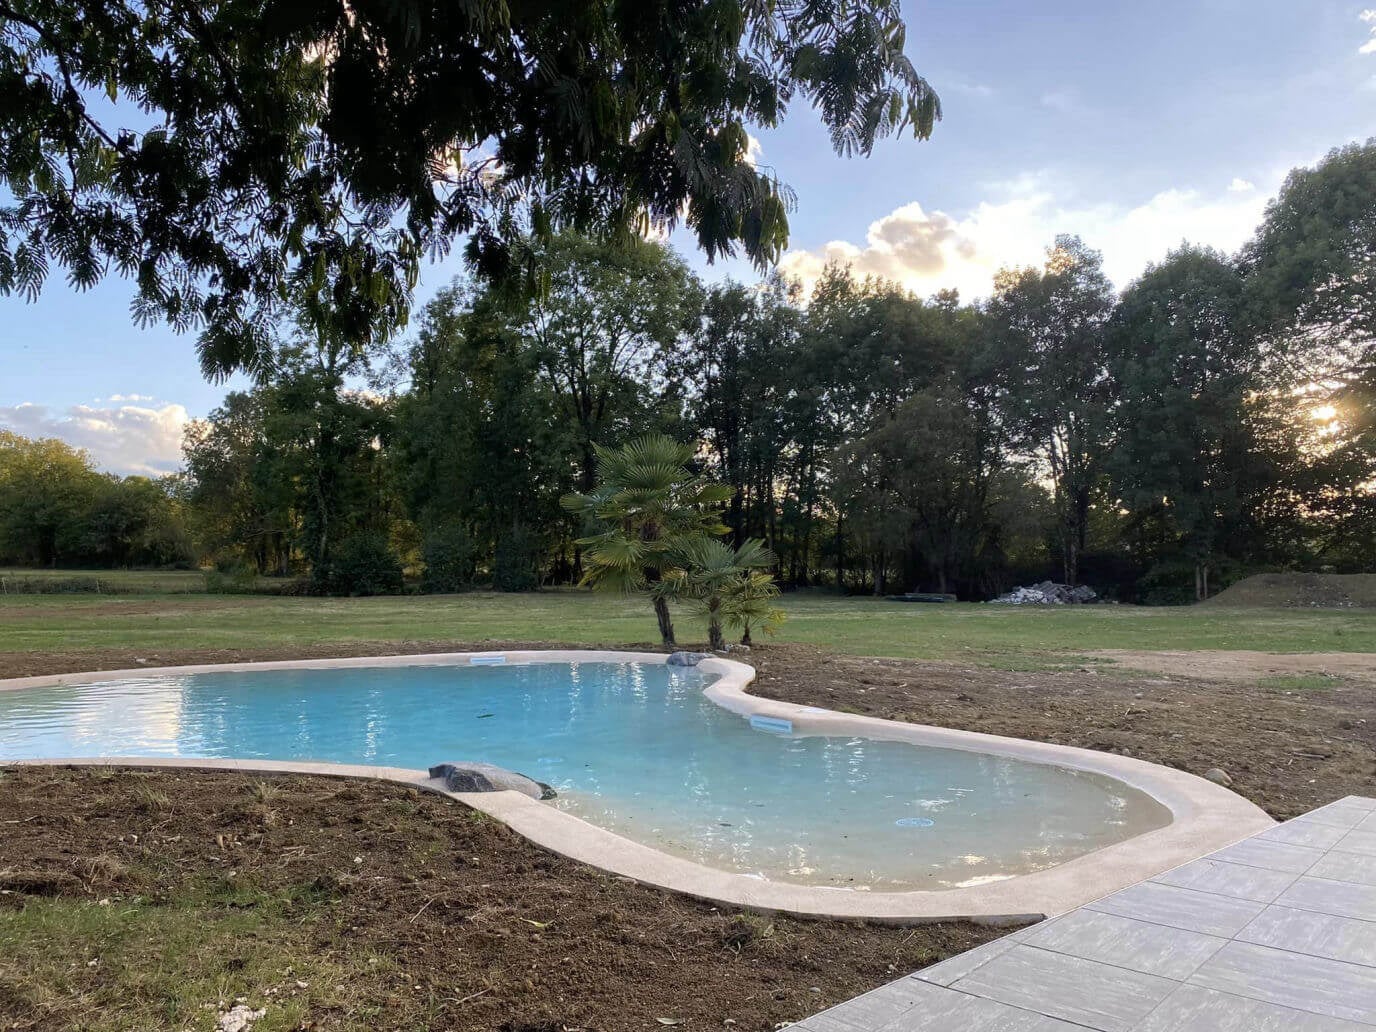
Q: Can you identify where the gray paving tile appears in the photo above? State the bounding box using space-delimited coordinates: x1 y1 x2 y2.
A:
1238 904 1376 968
1208 837 1326 874
792 1013 864 1032
1136 983 1371 1032
1190 940 1376 1024
1309 850 1376 887
1021 909 1225 981
954 945 1176 1032
1338 795 1376 810
1277 876 1376 922
1334 828 1376 857
913 926 1035 987
1303 805 1372 830
1085 880 1265 937
1151 858 1297 902
1257 819 1351 850
872 981 1088 1031
812 980 929 1029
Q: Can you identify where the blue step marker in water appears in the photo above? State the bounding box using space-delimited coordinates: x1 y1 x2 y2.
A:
895 816 936 828
748 714 793 735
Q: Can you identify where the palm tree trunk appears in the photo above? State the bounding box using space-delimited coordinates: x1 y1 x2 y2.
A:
654 596 676 647
708 603 725 651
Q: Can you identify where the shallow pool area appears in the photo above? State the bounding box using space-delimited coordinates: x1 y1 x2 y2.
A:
0 657 1174 891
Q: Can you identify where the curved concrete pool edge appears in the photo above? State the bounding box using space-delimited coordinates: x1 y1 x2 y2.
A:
0 650 1275 923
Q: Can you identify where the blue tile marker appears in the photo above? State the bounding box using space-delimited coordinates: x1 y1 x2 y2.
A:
895 817 936 828
470 655 507 666
748 714 794 735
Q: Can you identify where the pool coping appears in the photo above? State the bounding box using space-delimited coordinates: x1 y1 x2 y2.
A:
0 649 1275 923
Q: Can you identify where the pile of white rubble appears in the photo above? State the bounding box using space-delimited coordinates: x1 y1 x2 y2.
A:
991 581 1098 605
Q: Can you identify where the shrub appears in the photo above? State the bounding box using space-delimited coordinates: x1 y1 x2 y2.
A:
492 526 539 592
204 560 258 594
312 533 404 596
421 526 477 594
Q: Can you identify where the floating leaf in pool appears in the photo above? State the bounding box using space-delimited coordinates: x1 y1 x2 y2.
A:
895 817 935 828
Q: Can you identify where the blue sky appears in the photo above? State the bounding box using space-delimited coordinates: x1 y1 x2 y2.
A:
4 0 1376 475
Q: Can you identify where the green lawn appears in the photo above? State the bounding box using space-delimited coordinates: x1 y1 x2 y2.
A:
0 567 207 594
3 589 1375 664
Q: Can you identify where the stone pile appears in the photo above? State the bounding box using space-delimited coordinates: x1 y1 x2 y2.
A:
991 580 1098 605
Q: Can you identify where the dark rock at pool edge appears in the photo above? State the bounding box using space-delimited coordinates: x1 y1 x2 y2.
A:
428 762 557 801
667 651 711 666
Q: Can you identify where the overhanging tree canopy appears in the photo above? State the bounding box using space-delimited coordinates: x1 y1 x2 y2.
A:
0 0 939 378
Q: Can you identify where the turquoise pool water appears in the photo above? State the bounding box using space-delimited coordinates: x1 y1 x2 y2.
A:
0 661 1171 890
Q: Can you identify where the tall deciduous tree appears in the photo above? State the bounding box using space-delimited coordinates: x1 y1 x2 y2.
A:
0 430 101 565
393 281 570 587
1107 246 1267 599
524 234 699 490
989 236 1115 586
1243 141 1376 562
685 278 801 545
0 0 939 376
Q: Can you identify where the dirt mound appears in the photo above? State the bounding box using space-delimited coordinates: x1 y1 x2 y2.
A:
1205 572 1376 609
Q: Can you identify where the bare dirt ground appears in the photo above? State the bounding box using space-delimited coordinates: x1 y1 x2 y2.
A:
0 767 998 1032
1093 649 1376 683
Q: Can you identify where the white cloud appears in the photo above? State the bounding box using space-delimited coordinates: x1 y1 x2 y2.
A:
1227 177 1256 193
777 173 1274 300
0 400 189 476
1362 9 1376 53
946 79 995 99
745 133 764 168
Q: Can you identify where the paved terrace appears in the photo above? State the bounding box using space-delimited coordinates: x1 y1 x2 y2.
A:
800 795 1376 1031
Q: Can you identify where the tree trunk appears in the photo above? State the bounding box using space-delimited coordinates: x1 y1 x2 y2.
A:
1063 535 1079 587
654 596 676 647
741 622 753 647
834 516 845 593
708 610 725 652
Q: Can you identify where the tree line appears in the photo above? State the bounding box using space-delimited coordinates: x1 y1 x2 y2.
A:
4 142 1374 604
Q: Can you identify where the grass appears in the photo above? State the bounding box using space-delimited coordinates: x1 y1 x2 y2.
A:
0 880 380 1032
0 568 206 594
3 588 1376 664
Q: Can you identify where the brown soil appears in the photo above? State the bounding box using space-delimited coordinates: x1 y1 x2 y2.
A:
1205 572 1376 609
0 767 998 1032
1092 649 1376 684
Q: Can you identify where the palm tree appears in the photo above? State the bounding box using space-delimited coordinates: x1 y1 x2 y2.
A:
673 537 777 651
561 434 730 646
722 569 786 646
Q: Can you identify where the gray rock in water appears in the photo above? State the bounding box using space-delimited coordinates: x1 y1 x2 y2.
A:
666 651 712 667
1203 767 1234 787
428 761 556 800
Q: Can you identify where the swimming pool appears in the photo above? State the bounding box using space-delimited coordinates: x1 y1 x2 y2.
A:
0 655 1173 891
